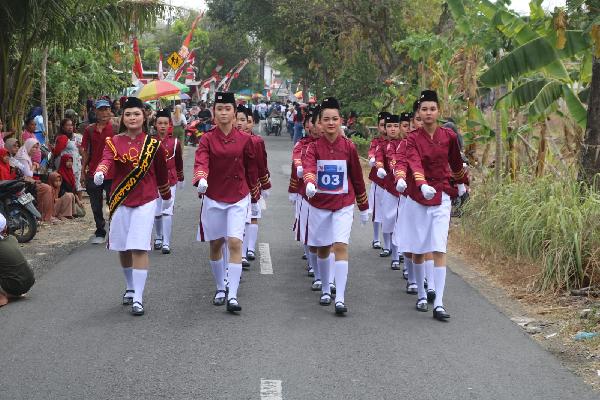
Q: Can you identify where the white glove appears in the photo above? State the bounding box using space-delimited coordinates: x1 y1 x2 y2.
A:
368 157 375 167
306 182 317 198
360 210 370 226
261 189 271 199
288 193 298 204
161 196 174 211
396 178 407 193
197 178 208 194
251 202 260 216
296 166 304 178
177 180 185 190
457 183 467 196
93 171 104 186
377 168 387 179
420 184 437 200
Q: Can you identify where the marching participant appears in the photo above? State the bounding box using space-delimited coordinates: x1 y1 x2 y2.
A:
153 109 184 254
367 111 390 250
194 92 260 313
303 97 369 315
238 105 272 268
94 97 172 316
396 90 469 321
411 100 423 130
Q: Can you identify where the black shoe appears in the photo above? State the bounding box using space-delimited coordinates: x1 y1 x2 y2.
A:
372 240 381 249
399 254 404 263
131 301 144 316
311 280 322 291
379 249 391 257
330 283 336 295
242 257 250 270
153 238 162 250
391 260 401 270
302 253 307 260
227 298 242 312
307 267 314 277
161 245 171 254
416 298 428 312
122 290 134 305
213 290 226 306
247 250 256 261
402 266 408 280
335 301 348 315
427 289 437 303
406 282 418 295
433 306 450 321
319 293 332 306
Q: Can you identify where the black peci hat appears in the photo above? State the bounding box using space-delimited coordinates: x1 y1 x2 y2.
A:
400 112 411 122
320 97 340 110
236 104 247 114
386 114 400 124
419 90 439 104
244 108 253 118
215 91 236 105
123 97 144 110
378 111 391 122
155 108 171 120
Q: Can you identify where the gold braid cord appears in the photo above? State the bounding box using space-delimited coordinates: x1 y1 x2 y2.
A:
108 136 160 219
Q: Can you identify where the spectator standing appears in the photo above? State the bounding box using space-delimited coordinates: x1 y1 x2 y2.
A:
286 106 294 140
171 105 187 143
53 119 83 195
292 104 305 144
81 99 117 243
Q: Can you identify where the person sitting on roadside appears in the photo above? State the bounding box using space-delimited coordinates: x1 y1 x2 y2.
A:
0 213 35 307
57 155 85 217
0 148 16 180
14 138 57 224
48 172 76 220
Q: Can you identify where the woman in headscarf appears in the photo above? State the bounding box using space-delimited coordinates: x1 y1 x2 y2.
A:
57 154 84 215
48 172 75 220
53 119 83 196
15 138 56 223
22 118 41 165
0 148 16 180
171 104 187 143
29 106 46 145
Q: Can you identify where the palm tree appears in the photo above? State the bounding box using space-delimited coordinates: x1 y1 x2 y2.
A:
0 0 165 131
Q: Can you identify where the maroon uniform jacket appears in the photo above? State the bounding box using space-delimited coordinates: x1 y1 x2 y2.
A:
288 136 315 198
393 137 409 197
303 134 368 212
160 135 184 186
250 133 271 191
96 132 171 207
193 126 260 203
368 136 386 187
375 137 401 197
405 127 469 206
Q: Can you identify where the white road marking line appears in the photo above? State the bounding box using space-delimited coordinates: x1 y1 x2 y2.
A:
260 379 282 400
258 243 273 274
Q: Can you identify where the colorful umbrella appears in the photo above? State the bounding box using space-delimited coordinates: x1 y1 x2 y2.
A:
163 80 190 94
135 80 181 101
161 93 191 101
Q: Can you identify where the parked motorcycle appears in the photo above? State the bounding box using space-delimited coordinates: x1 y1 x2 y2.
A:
0 179 40 243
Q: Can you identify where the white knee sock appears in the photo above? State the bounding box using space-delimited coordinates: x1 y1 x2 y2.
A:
162 215 172 246
303 244 309 258
132 269 148 304
242 224 250 256
122 267 134 291
433 267 447 308
209 258 225 291
154 216 163 239
391 243 399 261
247 224 258 252
414 263 426 299
227 263 242 300
334 260 349 304
383 232 392 250
405 257 415 284
425 259 435 290
318 257 330 294
373 221 381 242
309 252 320 281
329 253 335 284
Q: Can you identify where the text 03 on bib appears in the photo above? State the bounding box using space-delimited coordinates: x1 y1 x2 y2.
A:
316 160 348 195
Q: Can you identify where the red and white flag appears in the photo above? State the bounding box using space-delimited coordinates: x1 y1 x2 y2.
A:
132 37 144 84
158 52 164 80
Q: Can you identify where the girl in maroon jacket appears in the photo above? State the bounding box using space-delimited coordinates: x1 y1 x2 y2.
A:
395 90 469 321
193 92 260 313
302 97 369 315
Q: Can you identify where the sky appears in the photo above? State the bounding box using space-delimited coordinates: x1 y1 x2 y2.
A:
167 0 566 15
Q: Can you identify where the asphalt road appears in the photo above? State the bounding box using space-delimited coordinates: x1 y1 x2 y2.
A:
0 132 597 400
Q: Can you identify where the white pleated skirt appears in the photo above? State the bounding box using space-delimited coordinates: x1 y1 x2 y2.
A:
306 204 354 247
197 195 249 242
381 190 400 234
392 196 407 248
369 183 385 223
155 185 177 216
108 199 157 251
396 193 452 254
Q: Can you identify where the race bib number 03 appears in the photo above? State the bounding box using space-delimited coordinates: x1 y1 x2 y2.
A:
316 159 348 194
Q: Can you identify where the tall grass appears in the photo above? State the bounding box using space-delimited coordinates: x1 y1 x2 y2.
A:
462 174 600 292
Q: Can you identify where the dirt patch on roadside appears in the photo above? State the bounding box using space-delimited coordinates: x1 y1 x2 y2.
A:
18 197 96 278
449 223 600 389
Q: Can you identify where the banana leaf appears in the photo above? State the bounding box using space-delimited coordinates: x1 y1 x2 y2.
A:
562 84 588 128
529 81 563 116
496 78 548 108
